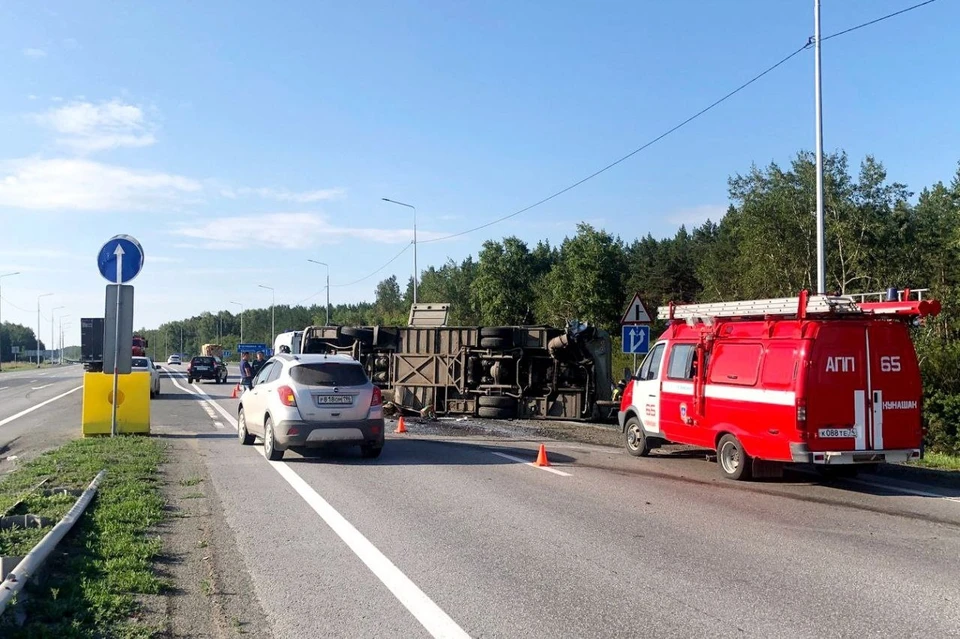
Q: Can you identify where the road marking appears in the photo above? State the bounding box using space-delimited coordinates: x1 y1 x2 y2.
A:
213 421 224 430
163 367 471 638
0 386 82 428
266 455 471 638
491 451 572 477
845 478 960 504
29 379 37 383
31 384 53 390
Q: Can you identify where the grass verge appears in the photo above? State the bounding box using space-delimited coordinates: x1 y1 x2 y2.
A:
907 451 960 471
0 436 166 638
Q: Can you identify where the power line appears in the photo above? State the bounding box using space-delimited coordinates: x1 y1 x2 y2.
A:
299 242 413 303
821 0 939 42
319 0 941 288
0 296 33 314
415 0 942 245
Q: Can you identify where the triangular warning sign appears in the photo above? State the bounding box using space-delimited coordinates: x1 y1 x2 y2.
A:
621 293 653 324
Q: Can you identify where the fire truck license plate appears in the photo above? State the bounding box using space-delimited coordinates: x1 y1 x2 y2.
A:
818 428 856 438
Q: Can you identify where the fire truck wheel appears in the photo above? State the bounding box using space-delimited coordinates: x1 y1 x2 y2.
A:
342 326 375 345
624 416 650 457
717 434 752 481
478 406 515 419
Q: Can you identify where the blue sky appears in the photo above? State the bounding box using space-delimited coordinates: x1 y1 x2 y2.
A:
1 0 957 341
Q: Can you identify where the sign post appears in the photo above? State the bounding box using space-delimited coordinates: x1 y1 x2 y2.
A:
97 235 145 436
620 292 654 371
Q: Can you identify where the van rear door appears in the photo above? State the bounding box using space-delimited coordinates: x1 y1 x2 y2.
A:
806 323 870 452
865 322 923 450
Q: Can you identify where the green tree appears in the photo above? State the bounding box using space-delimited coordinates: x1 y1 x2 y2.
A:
471 237 538 325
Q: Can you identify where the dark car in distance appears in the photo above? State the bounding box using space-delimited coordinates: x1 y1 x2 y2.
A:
187 356 228 384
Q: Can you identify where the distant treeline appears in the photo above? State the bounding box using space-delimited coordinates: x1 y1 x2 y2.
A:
141 150 960 454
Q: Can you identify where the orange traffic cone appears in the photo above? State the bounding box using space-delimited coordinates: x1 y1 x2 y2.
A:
534 444 550 467
395 415 407 433
231 384 239 399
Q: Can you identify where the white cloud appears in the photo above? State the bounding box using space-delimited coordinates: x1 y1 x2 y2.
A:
667 204 728 226
170 212 446 249
0 157 202 211
27 94 38 101
23 48 47 58
33 99 157 153
219 186 345 203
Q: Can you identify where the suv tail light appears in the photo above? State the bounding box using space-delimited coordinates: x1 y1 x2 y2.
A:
278 385 297 407
371 386 383 407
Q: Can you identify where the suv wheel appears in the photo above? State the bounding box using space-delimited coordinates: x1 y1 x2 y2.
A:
263 417 284 461
360 444 383 459
238 409 255 445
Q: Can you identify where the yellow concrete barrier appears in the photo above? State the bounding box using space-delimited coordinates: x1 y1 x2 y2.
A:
81 371 151 436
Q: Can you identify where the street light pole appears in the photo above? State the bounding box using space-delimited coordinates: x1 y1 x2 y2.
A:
0 271 20 372
50 306 64 366
231 301 244 344
382 198 418 304
37 293 52 367
307 260 330 326
57 313 70 365
814 0 826 295
258 285 275 345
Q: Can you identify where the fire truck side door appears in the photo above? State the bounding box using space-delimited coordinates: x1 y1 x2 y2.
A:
634 342 666 434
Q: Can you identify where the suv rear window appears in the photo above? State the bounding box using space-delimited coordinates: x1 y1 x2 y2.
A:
290 363 368 387
192 357 215 365
131 359 149 369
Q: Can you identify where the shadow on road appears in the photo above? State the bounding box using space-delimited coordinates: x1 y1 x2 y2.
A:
282 438 578 467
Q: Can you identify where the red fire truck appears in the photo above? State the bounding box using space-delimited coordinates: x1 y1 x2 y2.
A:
618 289 940 480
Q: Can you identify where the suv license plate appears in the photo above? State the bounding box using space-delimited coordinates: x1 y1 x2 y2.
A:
316 395 352 405
195 366 209 371
819 428 856 438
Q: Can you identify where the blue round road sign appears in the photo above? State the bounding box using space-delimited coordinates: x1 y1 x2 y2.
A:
97 235 145 284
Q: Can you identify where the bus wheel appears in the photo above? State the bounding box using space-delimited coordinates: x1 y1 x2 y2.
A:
624 417 650 457
717 434 752 481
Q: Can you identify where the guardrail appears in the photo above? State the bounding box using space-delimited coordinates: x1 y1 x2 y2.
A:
0 470 106 616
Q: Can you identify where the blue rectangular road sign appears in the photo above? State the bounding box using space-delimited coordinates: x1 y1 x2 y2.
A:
622 325 650 354
237 343 270 354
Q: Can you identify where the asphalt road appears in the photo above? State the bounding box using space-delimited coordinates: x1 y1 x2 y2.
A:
4 362 960 637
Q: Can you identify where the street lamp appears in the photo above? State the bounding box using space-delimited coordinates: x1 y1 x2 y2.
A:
307 260 330 326
0 271 20 372
258 285 275 345
37 293 53 366
60 319 72 365
231 301 244 345
50 306 64 365
382 197 418 304
55 312 70 365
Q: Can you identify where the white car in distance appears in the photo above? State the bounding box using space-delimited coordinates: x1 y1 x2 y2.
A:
132 356 161 398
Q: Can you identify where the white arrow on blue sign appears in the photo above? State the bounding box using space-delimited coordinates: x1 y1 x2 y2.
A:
622 325 650 354
98 235 145 284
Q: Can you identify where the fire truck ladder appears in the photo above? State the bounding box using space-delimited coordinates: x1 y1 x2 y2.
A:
659 289 941 322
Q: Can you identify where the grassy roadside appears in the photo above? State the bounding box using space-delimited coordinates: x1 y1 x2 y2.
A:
0 362 59 373
0 436 166 638
908 451 960 471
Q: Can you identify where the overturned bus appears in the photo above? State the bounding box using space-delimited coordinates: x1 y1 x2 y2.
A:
292 304 616 421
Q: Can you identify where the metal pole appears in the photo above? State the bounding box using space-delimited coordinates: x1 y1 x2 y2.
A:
326 271 330 326
36 293 51 367
814 0 826 294
381 198 418 304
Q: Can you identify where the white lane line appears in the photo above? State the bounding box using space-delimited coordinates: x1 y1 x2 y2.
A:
0 386 82 428
213 421 224 430
845 478 960 504
491 451 572 477
164 367 471 638
31 383 53 390
266 456 471 638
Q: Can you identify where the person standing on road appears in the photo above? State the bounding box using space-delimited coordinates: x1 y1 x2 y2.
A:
240 352 255 390
252 351 266 376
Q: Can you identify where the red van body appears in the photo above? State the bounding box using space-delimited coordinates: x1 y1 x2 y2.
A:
618 290 940 480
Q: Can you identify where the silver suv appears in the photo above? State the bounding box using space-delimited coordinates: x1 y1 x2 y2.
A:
237 353 385 461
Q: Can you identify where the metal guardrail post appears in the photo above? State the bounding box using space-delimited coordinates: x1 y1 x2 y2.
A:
0 470 106 615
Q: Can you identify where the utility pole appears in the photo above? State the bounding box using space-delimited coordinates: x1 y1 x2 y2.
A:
231 301 244 344
37 293 52 366
50 306 63 365
0 272 20 372
307 260 331 325
382 198 418 304
814 0 826 294
258 285 275 345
